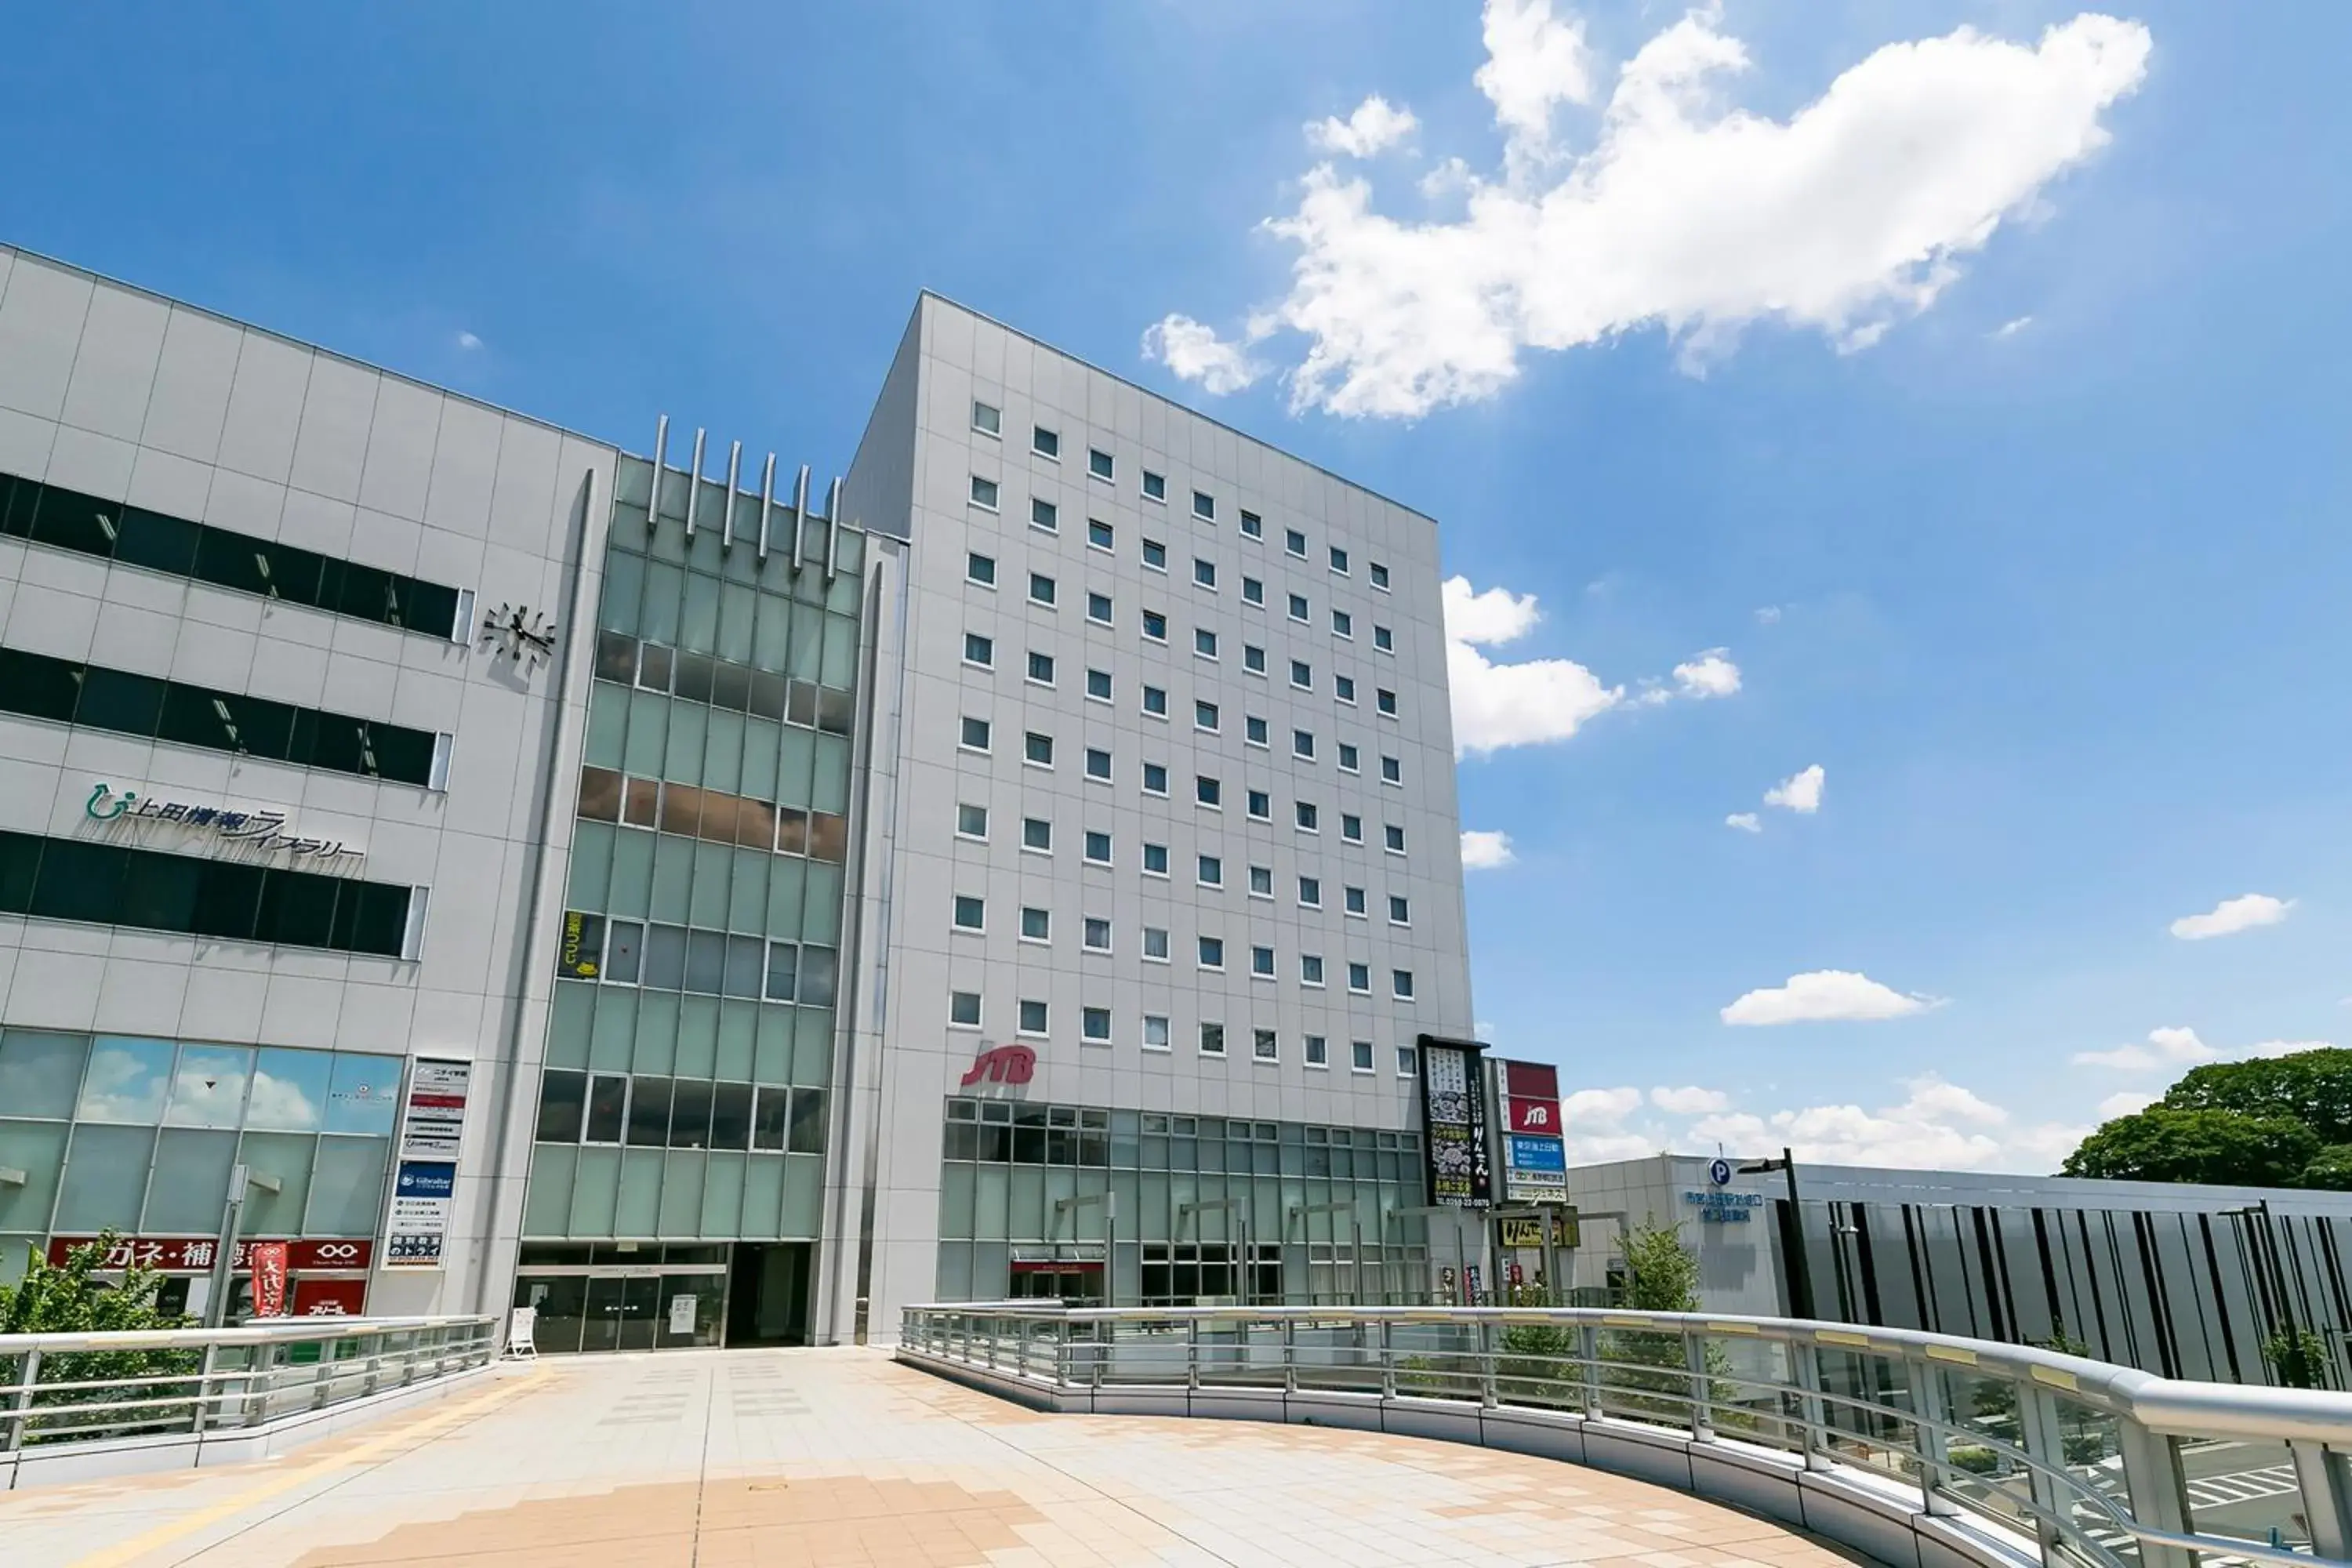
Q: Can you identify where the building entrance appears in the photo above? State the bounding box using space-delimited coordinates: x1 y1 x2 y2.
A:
511 1243 730 1353
1007 1260 1103 1305
725 1242 811 1346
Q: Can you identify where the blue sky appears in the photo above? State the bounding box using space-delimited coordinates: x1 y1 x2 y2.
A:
7 2 2347 1170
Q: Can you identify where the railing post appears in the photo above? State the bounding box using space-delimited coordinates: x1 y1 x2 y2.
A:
1092 1319 1108 1393
2015 1381 2070 1568
1580 1323 1601 1418
1283 1319 1298 1395
1792 1341 1829 1469
4 1346 40 1453
2118 1419 2196 1568
1911 1355 1956 1515
1186 1320 1201 1393
243 1342 278 1428
1686 1329 1713 1441
1378 1320 1396 1400
2290 1439 2352 1560
191 1345 219 1436
1479 1320 1497 1408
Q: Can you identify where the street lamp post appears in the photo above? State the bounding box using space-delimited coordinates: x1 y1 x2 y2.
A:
1740 1148 1816 1320
203 1164 251 1329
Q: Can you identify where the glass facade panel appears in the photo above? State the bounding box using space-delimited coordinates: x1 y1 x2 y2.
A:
0 1029 87 1117
54 1125 158 1230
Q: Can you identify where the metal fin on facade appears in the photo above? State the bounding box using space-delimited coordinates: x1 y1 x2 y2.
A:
722 441 742 550
648 416 669 533
824 476 844 579
644 416 842 570
757 452 776 561
791 464 811 572
683 428 707 538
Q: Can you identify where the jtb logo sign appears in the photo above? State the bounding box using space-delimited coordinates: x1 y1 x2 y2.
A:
960 1043 1036 1087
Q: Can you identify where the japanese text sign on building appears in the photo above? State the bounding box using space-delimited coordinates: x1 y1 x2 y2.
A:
1494 1058 1569 1203
85 782 365 861
383 1056 472 1269
1417 1036 1492 1208
46 1236 375 1272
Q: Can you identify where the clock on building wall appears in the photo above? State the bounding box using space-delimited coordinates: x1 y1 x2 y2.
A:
478 603 559 672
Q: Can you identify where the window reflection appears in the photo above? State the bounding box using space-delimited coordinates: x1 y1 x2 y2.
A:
248 1047 334 1131
165 1044 253 1128
78 1037 176 1123
325 1053 405 1135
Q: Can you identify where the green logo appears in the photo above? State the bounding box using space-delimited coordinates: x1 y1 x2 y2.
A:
85 782 134 821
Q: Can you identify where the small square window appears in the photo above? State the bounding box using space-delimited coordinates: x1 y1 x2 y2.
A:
1296 800 1319 831
1196 699 1220 732
960 717 992 752
1142 539 1167 572
1029 572 1056 606
1374 624 1394 652
1370 561 1390 590
1244 644 1267 675
1198 853 1223 886
1195 627 1218 659
1025 731 1054 767
1298 876 1321 907
1335 674 1356 704
1142 470 1167 503
1385 823 1406 852
964 632 994 667
1399 1044 1419 1076
1301 953 1325 985
1085 746 1112 781
1342 814 1363 843
1250 945 1275 978
1142 610 1168 642
972 401 1001 437
1253 1027 1277 1060
1248 864 1272 897
1020 906 1051 942
1089 448 1115 481
1290 659 1312 690
1377 688 1398 717
1088 518 1114 550
1142 761 1168 795
1348 963 1370 994
1082 1006 1111 1043
956 804 988 839
1192 489 1215 521
1083 916 1112 952
1026 650 1054 684
1333 609 1353 638
1143 842 1169 875
1381 755 1402 784
970 475 1000 510
1287 592 1309 622
953 895 985 931
1389 895 1410 924
1242 575 1265 605
1018 998 1049 1036
966 551 996 586
1305 1033 1329 1067
1142 684 1168 716
1143 926 1170 960
1144 1014 1171 1050
1392 969 1415 1000
1330 545 1349 574
1029 496 1058 532
1033 426 1059 459
1085 829 1112 864
1193 557 1218 589
1199 936 1225 970
1293 728 1315 759
1087 667 1112 701
1338 742 1360 773
1200 1021 1225 1055
1246 789 1270 820
1196 775 1222 808
1285 528 1308 558
1022 817 1052 851
1245 715 1269 746
951 990 982 1027
1345 885 1367 916
1087 592 1112 625
1240 509 1263 539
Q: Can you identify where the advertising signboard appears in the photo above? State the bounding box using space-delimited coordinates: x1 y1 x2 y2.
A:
249 1241 289 1317
383 1057 472 1269
1492 1056 1569 1203
1417 1035 1492 1207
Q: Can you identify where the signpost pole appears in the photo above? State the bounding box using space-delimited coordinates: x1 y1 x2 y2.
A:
203 1165 250 1328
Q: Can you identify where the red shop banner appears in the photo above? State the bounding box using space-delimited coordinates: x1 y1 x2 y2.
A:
290 1277 369 1317
47 1236 376 1273
249 1241 289 1317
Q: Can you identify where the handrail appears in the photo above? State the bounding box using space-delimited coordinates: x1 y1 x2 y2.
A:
902 1301 2352 1568
0 1314 492 1356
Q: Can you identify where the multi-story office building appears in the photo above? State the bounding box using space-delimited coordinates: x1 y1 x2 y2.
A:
0 248 1475 1349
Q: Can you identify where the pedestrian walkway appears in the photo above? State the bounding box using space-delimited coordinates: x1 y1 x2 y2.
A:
2 1348 1871 1568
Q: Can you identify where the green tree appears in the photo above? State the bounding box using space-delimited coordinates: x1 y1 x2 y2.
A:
2299 1145 2352 1191
0 1232 197 1441
2162 1049 2352 1145
2060 1106 2318 1186
1600 1221 1723 1423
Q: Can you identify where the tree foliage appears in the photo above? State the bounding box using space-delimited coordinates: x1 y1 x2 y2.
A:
0 1232 198 1441
2163 1050 2352 1145
2061 1106 2318 1186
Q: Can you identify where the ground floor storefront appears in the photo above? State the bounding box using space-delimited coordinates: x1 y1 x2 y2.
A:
510 1240 814 1353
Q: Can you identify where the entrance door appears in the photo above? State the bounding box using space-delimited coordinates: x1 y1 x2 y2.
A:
1008 1263 1102 1304
726 1243 811 1346
583 1275 662 1351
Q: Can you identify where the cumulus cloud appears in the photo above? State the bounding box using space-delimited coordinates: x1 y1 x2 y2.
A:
1461 829 1517 869
2096 1089 2156 1120
1690 1077 2076 1171
1155 2 2151 416
1726 812 1762 833
1308 95 1420 158
1672 648 1740 699
1764 764 1825 814
2169 893 2293 941
1443 575 1622 753
1140 314 1267 395
1559 1084 1661 1160
2072 1025 2213 1071
1651 1085 1730 1115
1721 969 1934 1026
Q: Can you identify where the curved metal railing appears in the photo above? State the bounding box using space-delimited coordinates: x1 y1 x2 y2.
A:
901 1303 2352 1568
1 1315 500 1454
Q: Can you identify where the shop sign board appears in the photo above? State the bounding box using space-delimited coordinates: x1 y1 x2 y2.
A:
383 1056 472 1269
1417 1035 1492 1207
46 1236 375 1272
291 1278 370 1317
249 1241 289 1316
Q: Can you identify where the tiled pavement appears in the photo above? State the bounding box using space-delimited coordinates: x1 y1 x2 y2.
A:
1 1348 1874 1568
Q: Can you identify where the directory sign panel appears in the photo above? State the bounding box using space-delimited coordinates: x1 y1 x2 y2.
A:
1417 1035 1492 1207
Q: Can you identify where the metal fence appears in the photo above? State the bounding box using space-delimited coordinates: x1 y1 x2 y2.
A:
902 1303 2352 1568
2 1316 500 1454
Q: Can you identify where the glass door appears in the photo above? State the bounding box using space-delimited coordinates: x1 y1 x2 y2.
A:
615 1276 661 1350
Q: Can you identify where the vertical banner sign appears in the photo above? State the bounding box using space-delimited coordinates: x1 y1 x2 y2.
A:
383 1057 472 1269
1497 1059 1570 1204
249 1241 289 1317
1417 1035 1492 1207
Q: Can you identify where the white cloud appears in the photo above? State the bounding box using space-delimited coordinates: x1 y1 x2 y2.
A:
1308 95 1420 158
1764 764 1825 814
1754 605 1782 626
1140 314 1267 395
1687 1076 2075 1171
456 330 483 351
1993 314 2034 338
1559 1084 1661 1161
1726 811 1762 833
1722 969 1933 1025
2096 1090 2156 1120
1443 575 1543 645
1164 9 2149 417
1461 829 1517 869
2169 893 2293 941
1650 1085 1730 1115
1443 575 1621 753
2072 1025 2213 1071
1672 648 1740 699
